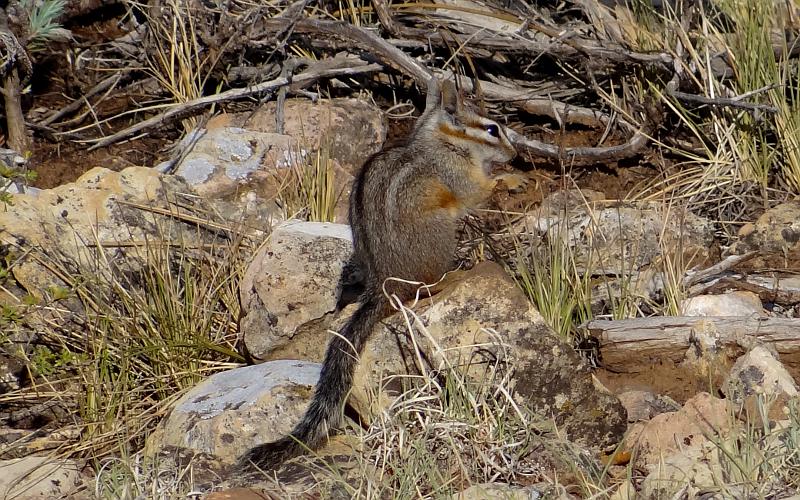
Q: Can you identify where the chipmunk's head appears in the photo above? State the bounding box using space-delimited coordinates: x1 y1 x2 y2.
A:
415 77 517 170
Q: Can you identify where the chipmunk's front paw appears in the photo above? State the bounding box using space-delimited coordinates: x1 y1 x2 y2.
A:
493 173 529 194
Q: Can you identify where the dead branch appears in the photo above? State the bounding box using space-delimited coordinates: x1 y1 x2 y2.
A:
699 276 800 306
243 18 654 164
38 71 129 127
84 57 383 151
372 0 399 36
668 89 779 114
506 123 651 164
254 17 675 73
684 252 758 289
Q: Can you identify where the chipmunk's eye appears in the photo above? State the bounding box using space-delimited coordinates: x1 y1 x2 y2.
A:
485 124 499 138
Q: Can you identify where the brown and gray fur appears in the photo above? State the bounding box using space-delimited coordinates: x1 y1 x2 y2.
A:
238 77 517 470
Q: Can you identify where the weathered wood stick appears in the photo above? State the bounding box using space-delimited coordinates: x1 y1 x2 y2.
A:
584 316 800 373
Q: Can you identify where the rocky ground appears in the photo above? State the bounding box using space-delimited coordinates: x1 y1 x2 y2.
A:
0 0 799 498
0 95 798 499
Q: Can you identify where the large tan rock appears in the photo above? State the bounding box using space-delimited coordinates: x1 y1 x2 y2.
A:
242 98 387 177
239 220 353 361
357 262 627 449
0 166 200 298
261 261 627 450
624 392 731 467
170 98 384 218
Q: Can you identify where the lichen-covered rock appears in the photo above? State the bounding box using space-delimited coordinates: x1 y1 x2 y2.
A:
243 98 387 177
154 360 320 463
0 166 200 298
239 220 353 361
171 123 301 198
168 99 382 220
246 259 627 450
354 262 627 449
525 190 716 275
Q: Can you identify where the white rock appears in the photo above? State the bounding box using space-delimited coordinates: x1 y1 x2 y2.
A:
681 291 764 316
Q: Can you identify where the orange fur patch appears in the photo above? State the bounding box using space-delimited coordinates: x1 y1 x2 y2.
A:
421 181 463 215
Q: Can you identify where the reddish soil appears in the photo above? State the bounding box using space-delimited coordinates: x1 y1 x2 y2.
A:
29 137 169 189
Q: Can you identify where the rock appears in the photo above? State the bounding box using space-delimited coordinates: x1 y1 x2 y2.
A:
722 345 799 419
249 260 627 450
0 456 83 498
640 443 723 499
171 122 302 198
624 392 731 467
351 262 627 449
608 480 636 500
526 190 716 275
239 220 353 361
155 360 320 463
243 98 387 177
0 166 203 298
219 262 625 462
681 291 764 316
204 488 271 500
616 390 680 422
171 99 384 215
451 483 545 500
730 201 800 270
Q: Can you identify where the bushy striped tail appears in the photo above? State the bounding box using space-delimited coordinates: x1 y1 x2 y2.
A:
239 293 388 471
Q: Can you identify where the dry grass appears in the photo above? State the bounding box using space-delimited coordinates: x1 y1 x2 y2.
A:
274 140 342 223
319 298 606 499
4 0 800 498
0 203 248 474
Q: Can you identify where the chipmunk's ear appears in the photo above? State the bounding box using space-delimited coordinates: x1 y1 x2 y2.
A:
425 77 441 112
424 77 461 115
440 79 460 115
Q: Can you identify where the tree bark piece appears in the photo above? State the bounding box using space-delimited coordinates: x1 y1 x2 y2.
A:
584 316 800 374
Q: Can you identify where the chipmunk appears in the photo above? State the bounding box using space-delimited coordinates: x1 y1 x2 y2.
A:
239 77 517 470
